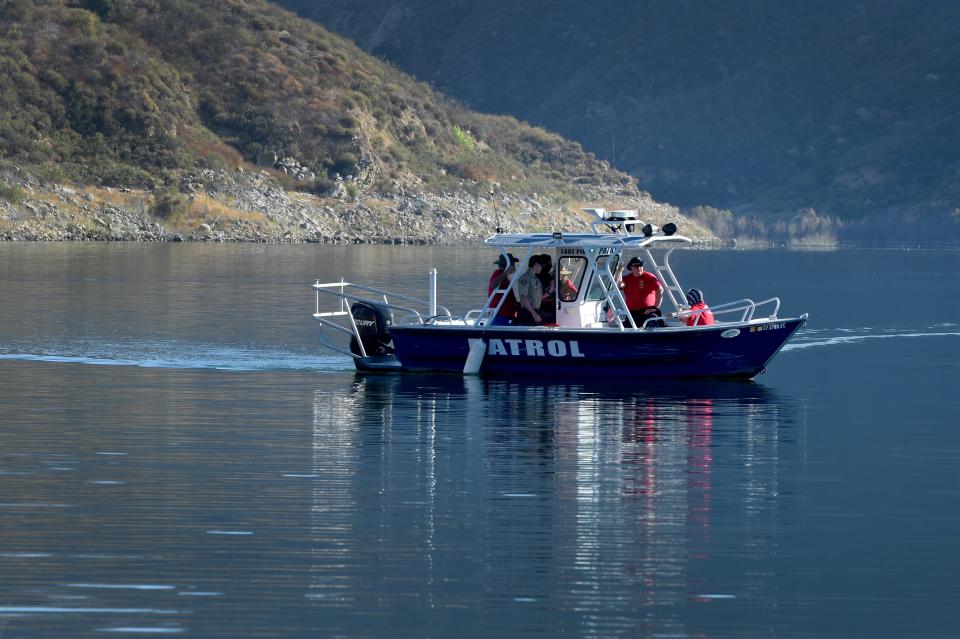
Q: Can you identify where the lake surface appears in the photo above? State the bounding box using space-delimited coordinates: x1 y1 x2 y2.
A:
1 242 958 638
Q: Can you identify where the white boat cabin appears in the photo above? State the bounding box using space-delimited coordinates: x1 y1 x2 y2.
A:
478 209 695 330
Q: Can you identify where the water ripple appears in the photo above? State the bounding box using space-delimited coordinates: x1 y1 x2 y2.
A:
784 324 960 351
0 340 352 372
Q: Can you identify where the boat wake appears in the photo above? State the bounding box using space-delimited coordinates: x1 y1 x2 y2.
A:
0 339 354 372
783 323 960 352
5 324 955 370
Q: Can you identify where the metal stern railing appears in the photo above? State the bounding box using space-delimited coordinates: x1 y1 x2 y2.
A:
312 279 453 359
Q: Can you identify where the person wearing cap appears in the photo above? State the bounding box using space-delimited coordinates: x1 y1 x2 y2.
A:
487 253 519 325
515 255 545 326
617 256 664 327
683 288 715 326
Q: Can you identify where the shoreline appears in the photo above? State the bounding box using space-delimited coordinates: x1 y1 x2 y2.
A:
0 168 718 246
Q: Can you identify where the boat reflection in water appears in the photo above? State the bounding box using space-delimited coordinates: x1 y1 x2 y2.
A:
309 374 804 636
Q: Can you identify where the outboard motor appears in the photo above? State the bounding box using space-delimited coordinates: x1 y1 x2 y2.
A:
348 302 395 357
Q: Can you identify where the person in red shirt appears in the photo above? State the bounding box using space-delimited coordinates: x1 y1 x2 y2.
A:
618 256 664 328
487 253 519 325
684 288 716 326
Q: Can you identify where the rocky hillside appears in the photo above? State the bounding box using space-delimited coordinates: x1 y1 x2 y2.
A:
279 0 960 241
0 0 711 243
1 165 710 243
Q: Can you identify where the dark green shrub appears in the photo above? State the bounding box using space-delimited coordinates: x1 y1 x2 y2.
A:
297 174 335 195
75 0 119 21
150 188 189 220
0 183 25 204
330 150 358 176
97 161 154 188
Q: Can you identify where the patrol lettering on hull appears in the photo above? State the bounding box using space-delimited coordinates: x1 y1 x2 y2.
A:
486 338 585 358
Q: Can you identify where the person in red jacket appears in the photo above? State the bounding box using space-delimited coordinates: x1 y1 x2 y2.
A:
488 253 519 325
684 288 716 326
618 257 664 327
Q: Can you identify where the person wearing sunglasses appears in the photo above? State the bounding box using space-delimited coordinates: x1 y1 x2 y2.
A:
617 256 664 328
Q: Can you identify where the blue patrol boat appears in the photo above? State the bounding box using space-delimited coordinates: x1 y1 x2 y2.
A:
312 209 807 379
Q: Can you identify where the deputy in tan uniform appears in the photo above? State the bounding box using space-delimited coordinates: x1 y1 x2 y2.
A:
515 255 544 325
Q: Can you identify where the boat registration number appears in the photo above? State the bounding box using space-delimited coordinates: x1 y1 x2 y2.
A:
750 322 785 332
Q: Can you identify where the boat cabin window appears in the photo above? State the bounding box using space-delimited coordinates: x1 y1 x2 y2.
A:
585 255 620 301
557 257 587 302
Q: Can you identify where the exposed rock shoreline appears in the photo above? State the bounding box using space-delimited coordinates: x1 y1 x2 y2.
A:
0 167 718 245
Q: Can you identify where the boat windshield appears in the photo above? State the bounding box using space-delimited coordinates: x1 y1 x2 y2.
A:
585 254 620 301
557 256 588 302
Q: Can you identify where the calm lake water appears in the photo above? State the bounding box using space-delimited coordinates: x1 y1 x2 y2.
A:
1 242 958 638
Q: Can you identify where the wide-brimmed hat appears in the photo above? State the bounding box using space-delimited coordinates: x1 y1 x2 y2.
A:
495 253 519 267
627 257 644 268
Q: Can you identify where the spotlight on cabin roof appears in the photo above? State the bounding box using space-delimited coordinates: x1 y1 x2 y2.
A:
641 223 659 237
552 231 563 240
662 222 678 236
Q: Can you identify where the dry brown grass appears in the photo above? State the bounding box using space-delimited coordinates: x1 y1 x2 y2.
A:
287 191 318 205
182 193 269 230
80 186 149 207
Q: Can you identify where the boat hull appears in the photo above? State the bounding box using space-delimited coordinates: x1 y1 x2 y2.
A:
387 317 805 379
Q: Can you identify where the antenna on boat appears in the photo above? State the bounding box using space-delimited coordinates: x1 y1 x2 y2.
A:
490 181 503 234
